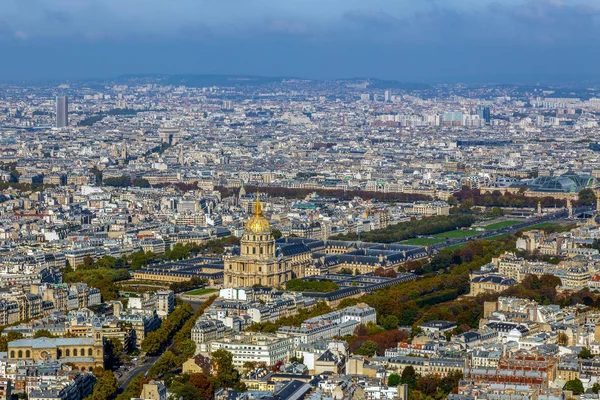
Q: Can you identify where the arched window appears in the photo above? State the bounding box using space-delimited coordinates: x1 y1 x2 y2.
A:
66 349 70 357
10 351 14 358
88 348 92 356
81 348 85 357
17 350 22 358
25 350 30 358
74 349 78 357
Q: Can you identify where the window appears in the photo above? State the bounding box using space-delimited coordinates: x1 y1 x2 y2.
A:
10 351 14 358
66 349 70 357
25 350 30 358
88 348 92 356
81 348 85 356
73 349 78 357
17 350 22 358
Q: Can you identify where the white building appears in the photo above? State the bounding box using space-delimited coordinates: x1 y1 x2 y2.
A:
207 332 292 367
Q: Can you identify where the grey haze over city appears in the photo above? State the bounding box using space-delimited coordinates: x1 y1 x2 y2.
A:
1 0 600 82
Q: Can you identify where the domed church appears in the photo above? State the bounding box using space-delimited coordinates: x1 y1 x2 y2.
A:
224 196 310 288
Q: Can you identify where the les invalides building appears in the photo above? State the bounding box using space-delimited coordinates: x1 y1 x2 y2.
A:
224 197 309 288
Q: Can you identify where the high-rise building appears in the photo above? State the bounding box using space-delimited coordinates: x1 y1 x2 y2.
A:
56 96 68 128
476 106 491 125
384 90 391 102
442 111 464 126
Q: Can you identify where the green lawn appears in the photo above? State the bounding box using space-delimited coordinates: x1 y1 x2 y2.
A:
445 243 469 251
434 229 480 239
185 288 218 296
401 238 445 246
484 220 521 230
523 222 560 230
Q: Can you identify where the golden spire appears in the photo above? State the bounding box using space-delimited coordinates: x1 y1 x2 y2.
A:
245 191 271 233
254 191 262 216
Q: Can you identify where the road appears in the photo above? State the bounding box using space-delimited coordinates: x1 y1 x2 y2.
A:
431 206 592 252
116 354 160 389
115 298 206 390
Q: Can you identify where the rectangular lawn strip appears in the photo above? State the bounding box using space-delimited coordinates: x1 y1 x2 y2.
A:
400 238 445 245
184 288 219 296
483 220 521 230
434 229 480 239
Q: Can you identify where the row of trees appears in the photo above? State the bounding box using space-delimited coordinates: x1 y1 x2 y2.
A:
83 367 118 400
337 236 517 330
103 176 151 188
141 296 224 400
331 214 476 243
169 277 208 293
141 303 194 355
215 185 432 202
145 297 218 379
453 188 567 208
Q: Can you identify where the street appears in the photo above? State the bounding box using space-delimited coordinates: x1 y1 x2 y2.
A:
116 355 160 389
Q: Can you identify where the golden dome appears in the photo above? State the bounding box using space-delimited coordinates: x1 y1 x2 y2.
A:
245 197 271 233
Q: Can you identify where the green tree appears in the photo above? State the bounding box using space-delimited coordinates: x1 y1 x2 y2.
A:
458 199 474 214
0 336 7 352
169 383 200 400
592 382 600 394
354 340 379 357
84 367 118 400
115 373 145 400
105 337 123 369
401 366 417 389
147 350 179 378
211 349 241 389
179 339 197 359
33 329 54 338
557 332 569 346
387 373 401 387
579 347 594 359
141 331 162 355
6 331 24 342
82 256 95 268
578 188 596 206
490 207 504 218
95 255 117 269
382 315 399 331
271 229 283 239
440 370 463 394
564 378 584 395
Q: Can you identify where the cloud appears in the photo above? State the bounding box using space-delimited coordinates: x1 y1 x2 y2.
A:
342 10 403 30
14 30 28 40
265 19 310 35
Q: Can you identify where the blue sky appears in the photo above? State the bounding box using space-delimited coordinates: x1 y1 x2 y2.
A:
1 0 600 82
